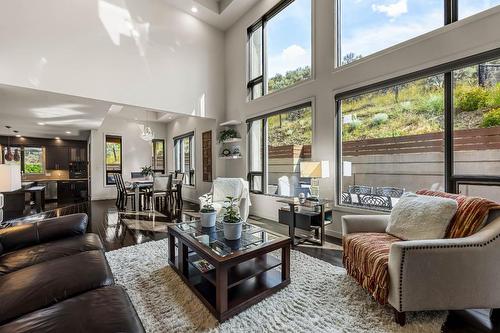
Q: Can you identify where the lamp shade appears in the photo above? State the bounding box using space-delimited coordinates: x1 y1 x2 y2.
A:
0 164 22 192
300 161 330 178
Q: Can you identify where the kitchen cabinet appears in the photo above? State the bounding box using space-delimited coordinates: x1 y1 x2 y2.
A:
46 147 69 170
57 180 88 203
69 147 86 162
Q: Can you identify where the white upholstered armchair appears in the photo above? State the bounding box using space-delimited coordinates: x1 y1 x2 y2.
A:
199 178 251 222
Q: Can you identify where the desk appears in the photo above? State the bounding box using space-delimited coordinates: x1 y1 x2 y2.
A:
277 198 332 247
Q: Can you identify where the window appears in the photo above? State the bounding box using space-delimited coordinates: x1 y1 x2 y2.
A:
23 147 44 174
247 0 312 100
152 139 165 174
174 132 195 186
336 49 500 210
337 0 500 67
247 102 313 196
105 135 122 185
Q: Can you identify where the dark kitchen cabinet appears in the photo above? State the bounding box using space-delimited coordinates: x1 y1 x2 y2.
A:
46 147 69 170
69 147 86 162
58 180 88 203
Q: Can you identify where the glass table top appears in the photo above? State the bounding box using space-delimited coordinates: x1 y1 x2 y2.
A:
174 220 281 257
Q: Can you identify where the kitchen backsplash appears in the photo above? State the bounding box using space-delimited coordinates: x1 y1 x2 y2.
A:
22 170 70 181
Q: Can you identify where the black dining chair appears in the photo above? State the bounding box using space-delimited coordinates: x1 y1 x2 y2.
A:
114 173 144 211
131 172 143 179
171 173 184 212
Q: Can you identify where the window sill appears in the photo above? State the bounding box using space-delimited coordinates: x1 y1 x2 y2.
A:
247 77 314 103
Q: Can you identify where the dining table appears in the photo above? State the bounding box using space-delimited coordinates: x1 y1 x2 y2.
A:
129 177 154 211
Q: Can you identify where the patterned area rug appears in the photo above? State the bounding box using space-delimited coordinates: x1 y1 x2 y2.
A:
105 239 446 333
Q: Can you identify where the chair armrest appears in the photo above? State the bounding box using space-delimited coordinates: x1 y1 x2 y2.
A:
388 217 500 312
0 213 88 253
341 215 390 235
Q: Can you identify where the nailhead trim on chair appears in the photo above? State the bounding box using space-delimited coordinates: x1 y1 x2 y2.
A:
398 233 500 312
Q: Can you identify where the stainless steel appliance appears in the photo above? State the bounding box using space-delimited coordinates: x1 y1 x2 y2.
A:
38 181 58 200
69 161 87 179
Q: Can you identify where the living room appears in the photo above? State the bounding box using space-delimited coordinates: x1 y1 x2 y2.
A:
0 0 500 332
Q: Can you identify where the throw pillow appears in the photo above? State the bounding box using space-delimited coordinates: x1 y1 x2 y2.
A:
386 193 458 240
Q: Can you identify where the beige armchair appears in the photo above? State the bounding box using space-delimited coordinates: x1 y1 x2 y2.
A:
342 211 500 325
199 178 251 222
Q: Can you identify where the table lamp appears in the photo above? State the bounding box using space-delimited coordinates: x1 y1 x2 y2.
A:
300 161 330 199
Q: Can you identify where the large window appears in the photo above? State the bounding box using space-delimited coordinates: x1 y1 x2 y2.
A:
247 0 312 100
152 139 165 174
23 147 44 174
338 0 500 66
247 102 313 196
105 135 122 185
174 132 195 186
336 49 500 210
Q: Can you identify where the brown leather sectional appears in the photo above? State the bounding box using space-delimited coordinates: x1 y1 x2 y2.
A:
0 213 145 333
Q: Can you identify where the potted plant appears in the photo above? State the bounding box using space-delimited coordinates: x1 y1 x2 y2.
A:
200 203 217 228
141 166 154 180
218 128 238 143
222 196 243 240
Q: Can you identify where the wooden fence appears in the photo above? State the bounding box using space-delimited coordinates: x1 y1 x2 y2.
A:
268 144 311 159
343 127 500 156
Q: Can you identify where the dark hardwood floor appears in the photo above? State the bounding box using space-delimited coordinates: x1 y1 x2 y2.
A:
5 199 499 333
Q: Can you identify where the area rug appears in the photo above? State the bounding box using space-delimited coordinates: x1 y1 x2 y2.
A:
105 239 446 333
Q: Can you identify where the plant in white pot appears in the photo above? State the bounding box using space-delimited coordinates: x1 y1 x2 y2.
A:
200 203 217 228
222 196 243 240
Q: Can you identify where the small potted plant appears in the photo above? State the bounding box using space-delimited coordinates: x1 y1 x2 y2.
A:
141 166 154 180
200 203 217 228
222 196 243 240
218 128 239 143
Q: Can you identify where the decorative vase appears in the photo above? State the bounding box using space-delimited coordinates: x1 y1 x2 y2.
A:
200 211 217 227
223 220 243 240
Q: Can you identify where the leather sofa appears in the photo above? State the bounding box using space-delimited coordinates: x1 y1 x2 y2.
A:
0 213 144 333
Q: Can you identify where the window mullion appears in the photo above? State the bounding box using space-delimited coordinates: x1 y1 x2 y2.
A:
444 71 455 193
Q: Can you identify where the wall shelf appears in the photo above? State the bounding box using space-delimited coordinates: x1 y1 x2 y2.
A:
219 155 242 160
219 120 242 127
220 137 242 144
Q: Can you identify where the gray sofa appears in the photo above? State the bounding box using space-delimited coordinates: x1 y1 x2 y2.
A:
342 211 500 325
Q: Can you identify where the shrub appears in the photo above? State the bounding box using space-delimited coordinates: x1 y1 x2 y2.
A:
482 108 500 128
455 85 489 112
488 83 500 108
24 163 42 174
371 113 389 126
415 94 444 115
347 118 362 132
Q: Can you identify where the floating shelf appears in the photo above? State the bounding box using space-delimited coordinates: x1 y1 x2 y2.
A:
219 155 242 160
219 120 242 126
220 137 242 144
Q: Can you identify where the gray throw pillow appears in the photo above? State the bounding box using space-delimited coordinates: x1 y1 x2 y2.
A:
386 193 458 240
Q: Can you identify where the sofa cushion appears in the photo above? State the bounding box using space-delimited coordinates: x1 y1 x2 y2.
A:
0 233 103 276
0 286 145 333
0 250 113 324
386 193 457 240
343 232 401 305
416 190 500 238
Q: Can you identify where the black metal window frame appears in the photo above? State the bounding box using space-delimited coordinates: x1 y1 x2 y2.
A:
173 131 195 186
105 135 122 186
337 0 465 67
246 101 313 194
335 47 500 209
247 0 299 100
152 139 165 174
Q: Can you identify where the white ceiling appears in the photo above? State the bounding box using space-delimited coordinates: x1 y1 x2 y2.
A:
0 84 185 140
163 0 259 30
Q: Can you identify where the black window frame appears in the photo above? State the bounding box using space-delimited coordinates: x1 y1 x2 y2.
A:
247 0 311 100
336 0 495 67
152 139 165 174
335 47 500 209
105 135 123 186
247 101 313 195
173 132 195 186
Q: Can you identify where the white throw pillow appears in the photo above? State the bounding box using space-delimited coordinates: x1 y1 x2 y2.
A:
386 193 458 240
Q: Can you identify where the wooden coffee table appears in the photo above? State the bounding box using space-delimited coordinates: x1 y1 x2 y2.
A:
168 221 291 322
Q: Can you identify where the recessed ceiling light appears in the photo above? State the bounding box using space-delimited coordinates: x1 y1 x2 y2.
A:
65 131 72 134
37 122 46 126
55 137 61 140
15 134 21 138
191 6 198 13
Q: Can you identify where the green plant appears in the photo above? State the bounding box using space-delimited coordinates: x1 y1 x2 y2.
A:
482 108 500 128
24 163 42 174
371 113 389 126
415 94 444 115
218 128 238 143
455 85 489 112
141 166 153 177
200 203 215 213
223 196 240 223
488 83 500 108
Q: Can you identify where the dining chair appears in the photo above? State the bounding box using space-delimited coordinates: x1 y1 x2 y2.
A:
149 174 173 212
114 173 144 211
172 173 185 212
131 172 143 179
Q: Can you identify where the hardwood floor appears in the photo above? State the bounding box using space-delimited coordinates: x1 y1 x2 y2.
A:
6 199 500 332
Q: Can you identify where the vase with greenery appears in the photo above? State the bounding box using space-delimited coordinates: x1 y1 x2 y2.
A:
218 128 239 143
200 203 217 228
141 166 154 179
222 196 243 240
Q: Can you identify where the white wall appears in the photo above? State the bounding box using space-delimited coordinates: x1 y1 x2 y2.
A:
90 115 168 200
165 116 219 203
0 0 225 119
224 1 500 237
